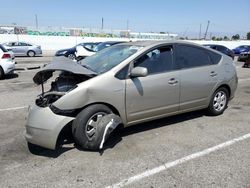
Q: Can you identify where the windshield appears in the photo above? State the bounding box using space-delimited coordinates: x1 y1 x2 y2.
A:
80 44 143 74
93 43 111 52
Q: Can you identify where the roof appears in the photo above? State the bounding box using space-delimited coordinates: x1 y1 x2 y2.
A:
119 40 204 48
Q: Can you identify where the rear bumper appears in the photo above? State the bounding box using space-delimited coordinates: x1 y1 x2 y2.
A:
35 49 43 55
25 104 74 150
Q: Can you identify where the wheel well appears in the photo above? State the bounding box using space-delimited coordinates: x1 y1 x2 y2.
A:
27 50 35 55
218 84 231 97
56 121 73 149
56 102 122 148
0 66 4 79
83 102 121 117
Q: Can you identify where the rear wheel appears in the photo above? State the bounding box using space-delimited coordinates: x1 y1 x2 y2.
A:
207 87 229 116
27 50 35 57
0 66 4 79
72 104 112 150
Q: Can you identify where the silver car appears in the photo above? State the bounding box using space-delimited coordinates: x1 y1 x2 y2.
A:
2 42 42 57
26 41 238 150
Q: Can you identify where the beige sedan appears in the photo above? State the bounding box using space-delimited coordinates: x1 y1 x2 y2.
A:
26 41 238 150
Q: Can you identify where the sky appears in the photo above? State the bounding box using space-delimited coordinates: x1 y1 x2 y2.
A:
0 0 250 38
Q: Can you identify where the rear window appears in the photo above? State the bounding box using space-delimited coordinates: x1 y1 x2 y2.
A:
0 44 8 52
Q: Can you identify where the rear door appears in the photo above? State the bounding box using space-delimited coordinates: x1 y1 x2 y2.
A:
175 44 219 111
125 45 180 124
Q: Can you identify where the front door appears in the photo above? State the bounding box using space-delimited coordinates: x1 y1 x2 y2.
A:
125 45 180 124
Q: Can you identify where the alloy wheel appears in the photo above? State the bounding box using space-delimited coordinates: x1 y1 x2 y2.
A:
85 112 107 140
213 91 227 112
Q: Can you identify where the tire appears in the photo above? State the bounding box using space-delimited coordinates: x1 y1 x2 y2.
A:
67 54 76 60
27 50 35 57
0 66 5 80
207 87 229 116
72 104 112 150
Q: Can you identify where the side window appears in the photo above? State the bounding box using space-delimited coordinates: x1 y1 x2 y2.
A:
211 46 216 50
176 45 211 69
134 46 173 74
19 42 27 46
11 42 18 46
217 46 227 53
115 65 129 80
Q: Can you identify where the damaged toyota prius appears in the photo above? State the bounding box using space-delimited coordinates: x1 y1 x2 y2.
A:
25 41 238 150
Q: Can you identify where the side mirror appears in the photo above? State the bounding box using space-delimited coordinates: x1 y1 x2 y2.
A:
130 67 148 78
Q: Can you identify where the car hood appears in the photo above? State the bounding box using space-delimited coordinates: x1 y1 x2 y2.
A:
33 57 97 85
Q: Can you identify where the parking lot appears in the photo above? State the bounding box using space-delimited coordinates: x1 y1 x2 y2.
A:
0 57 250 188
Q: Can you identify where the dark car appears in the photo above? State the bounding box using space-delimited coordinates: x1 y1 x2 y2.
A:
203 44 234 59
232 45 250 55
238 51 250 62
55 42 99 60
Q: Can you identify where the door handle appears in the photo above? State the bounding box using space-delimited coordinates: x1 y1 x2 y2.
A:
168 78 178 85
210 71 217 77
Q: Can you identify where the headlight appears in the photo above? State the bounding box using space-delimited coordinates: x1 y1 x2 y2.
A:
50 105 78 117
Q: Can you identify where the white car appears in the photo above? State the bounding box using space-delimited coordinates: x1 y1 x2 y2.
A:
0 44 15 79
76 41 125 60
2 42 42 57
75 45 96 60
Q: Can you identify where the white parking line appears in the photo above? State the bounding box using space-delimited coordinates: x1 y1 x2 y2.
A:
0 82 34 86
106 133 250 188
0 106 28 112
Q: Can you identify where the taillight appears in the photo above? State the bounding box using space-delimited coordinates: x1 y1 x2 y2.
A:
2 53 11 59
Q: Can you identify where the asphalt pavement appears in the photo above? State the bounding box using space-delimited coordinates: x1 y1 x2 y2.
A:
0 57 249 188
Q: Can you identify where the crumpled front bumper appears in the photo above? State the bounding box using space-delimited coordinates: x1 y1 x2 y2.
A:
25 104 74 150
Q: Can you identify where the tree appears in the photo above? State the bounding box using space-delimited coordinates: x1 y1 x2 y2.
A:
212 36 216 40
247 32 250 40
232 34 240 40
223 36 229 40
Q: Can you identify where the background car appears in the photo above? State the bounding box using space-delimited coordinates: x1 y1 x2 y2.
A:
232 45 250 55
76 41 126 60
238 51 250 62
2 42 42 57
203 44 234 59
55 42 99 60
0 44 15 79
